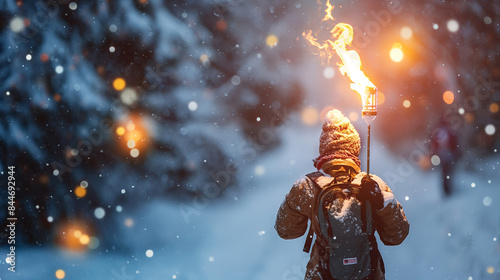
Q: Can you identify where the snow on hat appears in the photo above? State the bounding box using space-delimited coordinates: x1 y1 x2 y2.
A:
313 109 361 170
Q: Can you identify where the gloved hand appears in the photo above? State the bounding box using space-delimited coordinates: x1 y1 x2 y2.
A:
360 175 384 210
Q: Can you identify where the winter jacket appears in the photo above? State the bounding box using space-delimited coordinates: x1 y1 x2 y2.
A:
275 166 410 280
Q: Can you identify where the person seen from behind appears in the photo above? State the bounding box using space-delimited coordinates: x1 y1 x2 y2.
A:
275 109 410 280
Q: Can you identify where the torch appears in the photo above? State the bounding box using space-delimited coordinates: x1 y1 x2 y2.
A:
362 87 377 177
302 1 379 176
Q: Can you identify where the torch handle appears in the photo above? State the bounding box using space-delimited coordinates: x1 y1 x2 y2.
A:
366 124 371 177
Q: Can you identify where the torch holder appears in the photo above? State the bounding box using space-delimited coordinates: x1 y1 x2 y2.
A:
362 87 378 177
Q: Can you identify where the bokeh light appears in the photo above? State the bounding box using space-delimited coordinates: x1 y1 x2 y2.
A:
130 148 140 158
464 112 475 123
125 218 134 227
323 67 335 79
40 53 49 62
431 155 441 166
188 101 198 111
126 122 135 131
88 236 100 249
9 17 25 33
266 34 279 48
116 126 125 136
55 269 66 279
348 111 359 122
400 26 413 39
443 90 454 104
403 99 411 108
378 91 386 105
200 54 210 67
74 186 87 198
79 234 90 245
113 77 126 91
56 221 93 251
390 43 404 62
447 19 459 33
215 20 227 31
485 124 495 136
127 140 136 148
301 107 319 125
120 88 138 105
94 207 106 219
489 102 499 113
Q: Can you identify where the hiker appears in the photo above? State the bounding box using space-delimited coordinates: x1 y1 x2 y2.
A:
275 109 409 280
430 121 459 197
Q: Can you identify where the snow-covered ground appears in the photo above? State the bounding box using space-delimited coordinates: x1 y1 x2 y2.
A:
2 118 500 280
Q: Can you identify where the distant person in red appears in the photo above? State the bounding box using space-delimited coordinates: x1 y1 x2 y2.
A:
430 122 460 197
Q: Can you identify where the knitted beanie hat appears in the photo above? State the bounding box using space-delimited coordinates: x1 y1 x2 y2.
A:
313 109 361 170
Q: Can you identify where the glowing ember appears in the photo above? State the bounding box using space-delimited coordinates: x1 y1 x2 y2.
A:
303 1 376 106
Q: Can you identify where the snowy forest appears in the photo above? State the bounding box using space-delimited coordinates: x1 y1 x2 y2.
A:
0 0 499 279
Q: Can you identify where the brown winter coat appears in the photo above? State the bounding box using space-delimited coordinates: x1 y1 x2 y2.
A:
275 166 410 280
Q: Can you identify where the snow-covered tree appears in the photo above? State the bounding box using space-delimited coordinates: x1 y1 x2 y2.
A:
0 0 305 248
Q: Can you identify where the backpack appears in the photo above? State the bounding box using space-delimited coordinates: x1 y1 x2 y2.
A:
303 171 378 280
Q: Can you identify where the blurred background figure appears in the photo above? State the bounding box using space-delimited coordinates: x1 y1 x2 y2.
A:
430 120 460 197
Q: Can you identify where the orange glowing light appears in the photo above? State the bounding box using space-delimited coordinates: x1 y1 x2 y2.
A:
56 220 94 251
301 107 319 125
489 102 499 113
403 99 411 108
40 53 49 62
116 126 125 136
126 130 143 144
118 117 149 156
216 20 227 31
74 186 87 198
303 4 376 106
113 77 126 91
443 90 454 104
126 122 136 131
79 234 90 245
390 43 404 62
464 112 474 123
378 91 386 105
55 269 66 279
348 111 359 122
266 34 279 48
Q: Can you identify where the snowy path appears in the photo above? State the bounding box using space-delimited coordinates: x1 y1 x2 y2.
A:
3 120 500 280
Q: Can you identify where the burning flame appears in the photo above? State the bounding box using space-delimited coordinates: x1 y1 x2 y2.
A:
303 0 376 104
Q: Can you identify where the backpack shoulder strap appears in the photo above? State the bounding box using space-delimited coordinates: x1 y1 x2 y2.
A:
302 171 347 253
302 172 322 253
